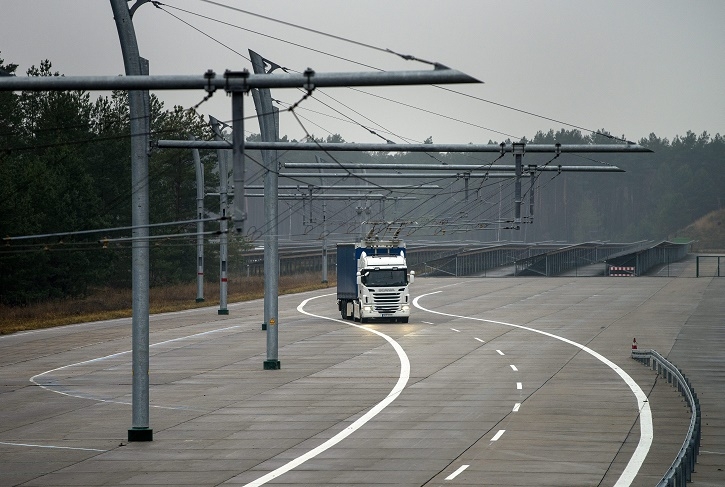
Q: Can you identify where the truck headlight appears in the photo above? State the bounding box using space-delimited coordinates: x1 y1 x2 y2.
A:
402 305 410 312
364 306 372 313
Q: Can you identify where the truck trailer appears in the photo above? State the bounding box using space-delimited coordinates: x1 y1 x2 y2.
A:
337 239 414 323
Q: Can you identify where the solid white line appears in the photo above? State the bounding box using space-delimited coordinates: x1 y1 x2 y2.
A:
496 349 505 355
238 294 411 487
445 464 469 480
510 364 518 371
0 441 105 452
474 337 485 343
413 291 653 487
491 429 505 441
513 403 521 412
29 325 242 410
517 382 522 390
450 328 460 332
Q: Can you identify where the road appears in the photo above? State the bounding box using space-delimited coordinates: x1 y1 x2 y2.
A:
1 257 722 486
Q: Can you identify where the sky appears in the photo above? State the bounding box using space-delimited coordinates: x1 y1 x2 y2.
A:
3 0 724 145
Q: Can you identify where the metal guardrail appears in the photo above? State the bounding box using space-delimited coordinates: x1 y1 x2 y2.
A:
631 349 701 486
607 241 691 277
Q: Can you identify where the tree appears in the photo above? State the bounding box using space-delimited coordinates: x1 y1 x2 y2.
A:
1 59 106 303
147 106 214 286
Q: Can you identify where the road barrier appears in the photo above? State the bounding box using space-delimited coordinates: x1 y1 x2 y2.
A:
631 348 701 486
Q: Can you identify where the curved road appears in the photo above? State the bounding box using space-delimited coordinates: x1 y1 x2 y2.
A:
0 267 719 486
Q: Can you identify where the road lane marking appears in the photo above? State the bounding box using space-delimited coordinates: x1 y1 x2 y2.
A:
496 350 505 355
491 430 506 441
236 294 412 487
29 325 242 411
414 291 653 487
513 403 521 412
451 328 460 332
0 441 105 452
516 382 522 390
510 364 518 371
445 464 469 480
474 337 485 343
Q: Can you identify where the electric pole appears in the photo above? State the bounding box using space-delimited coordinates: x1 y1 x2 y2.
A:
109 0 153 442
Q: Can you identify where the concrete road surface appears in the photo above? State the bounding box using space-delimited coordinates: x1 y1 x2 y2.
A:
1 255 722 486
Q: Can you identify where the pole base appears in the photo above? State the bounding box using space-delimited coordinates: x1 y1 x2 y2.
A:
218 309 229 315
128 427 153 442
263 360 281 370
195 298 205 303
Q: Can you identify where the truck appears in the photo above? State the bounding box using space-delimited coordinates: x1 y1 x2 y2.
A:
337 239 415 323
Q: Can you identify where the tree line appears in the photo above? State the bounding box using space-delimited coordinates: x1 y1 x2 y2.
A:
2 56 723 305
1 57 221 305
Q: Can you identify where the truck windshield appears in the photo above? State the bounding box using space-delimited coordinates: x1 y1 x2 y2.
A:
361 269 407 287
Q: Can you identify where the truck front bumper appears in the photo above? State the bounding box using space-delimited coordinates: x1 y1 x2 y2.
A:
361 304 411 319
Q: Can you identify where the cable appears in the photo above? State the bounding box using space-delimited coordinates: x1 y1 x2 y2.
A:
155 0 521 142
154 1 380 70
194 0 427 63
347 87 522 141
432 85 635 144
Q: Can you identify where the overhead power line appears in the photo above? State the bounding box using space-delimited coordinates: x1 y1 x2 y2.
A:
195 0 441 67
158 1 627 145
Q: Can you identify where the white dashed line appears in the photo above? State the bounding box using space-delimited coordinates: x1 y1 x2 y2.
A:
450 328 460 332
496 350 505 355
474 337 485 343
517 382 522 390
513 403 521 412
510 364 518 371
422 321 434 325
414 291 654 487
491 430 506 441
445 464 469 480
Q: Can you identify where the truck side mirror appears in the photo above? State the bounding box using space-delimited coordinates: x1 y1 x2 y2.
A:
409 270 415 284
356 271 362 285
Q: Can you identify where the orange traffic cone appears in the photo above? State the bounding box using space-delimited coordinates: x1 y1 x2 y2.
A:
632 338 638 350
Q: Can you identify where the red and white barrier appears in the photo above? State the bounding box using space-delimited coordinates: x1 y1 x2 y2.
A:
610 266 635 276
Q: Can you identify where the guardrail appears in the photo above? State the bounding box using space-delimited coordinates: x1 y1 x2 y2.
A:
631 349 701 486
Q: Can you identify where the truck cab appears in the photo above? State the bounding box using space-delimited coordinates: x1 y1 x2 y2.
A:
337 240 414 323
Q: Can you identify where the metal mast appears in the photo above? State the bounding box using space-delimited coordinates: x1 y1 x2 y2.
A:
109 0 153 443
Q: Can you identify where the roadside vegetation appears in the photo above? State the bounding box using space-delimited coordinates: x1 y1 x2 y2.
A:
674 208 725 252
0 273 334 336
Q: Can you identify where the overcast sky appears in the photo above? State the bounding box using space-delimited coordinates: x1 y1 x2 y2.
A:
4 0 724 144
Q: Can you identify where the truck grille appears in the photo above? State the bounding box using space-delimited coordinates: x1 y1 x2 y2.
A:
371 291 402 313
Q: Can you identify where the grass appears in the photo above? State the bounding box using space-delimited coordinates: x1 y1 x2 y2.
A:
0 273 335 336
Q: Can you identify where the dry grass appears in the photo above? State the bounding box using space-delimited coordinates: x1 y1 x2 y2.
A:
676 208 725 252
0 273 335 336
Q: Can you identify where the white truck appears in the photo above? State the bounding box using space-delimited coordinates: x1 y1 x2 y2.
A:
337 239 414 323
